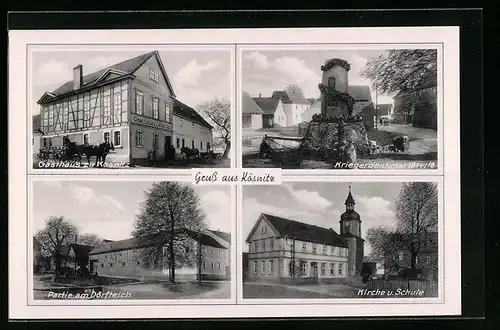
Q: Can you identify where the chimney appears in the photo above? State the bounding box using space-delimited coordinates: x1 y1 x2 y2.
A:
73 64 83 90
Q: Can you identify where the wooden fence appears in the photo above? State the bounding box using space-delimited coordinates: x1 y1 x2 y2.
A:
367 279 438 297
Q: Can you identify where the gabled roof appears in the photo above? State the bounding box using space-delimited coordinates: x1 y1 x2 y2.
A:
207 230 231 244
348 86 372 101
89 229 226 255
242 91 264 114
376 104 393 116
272 91 311 105
253 97 280 115
38 51 176 104
173 99 213 129
247 213 348 248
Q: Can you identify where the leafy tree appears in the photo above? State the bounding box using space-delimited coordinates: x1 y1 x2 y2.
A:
361 49 437 94
198 99 231 159
366 182 438 274
77 233 103 247
133 181 206 282
34 216 78 275
284 84 304 96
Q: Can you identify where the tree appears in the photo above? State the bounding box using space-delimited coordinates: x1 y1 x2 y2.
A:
133 181 206 283
35 216 78 275
284 84 304 96
394 182 438 270
361 49 437 94
366 182 438 274
198 99 231 159
77 233 103 247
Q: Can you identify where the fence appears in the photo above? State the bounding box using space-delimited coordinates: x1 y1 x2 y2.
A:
367 279 438 297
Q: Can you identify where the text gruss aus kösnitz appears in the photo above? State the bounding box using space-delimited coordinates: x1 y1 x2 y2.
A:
194 171 276 185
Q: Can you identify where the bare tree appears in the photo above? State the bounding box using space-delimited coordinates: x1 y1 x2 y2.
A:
77 233 103 247
198 99 231 159
133 181 206 283
361 49 437 94
284 84 304 96
35 216 78 275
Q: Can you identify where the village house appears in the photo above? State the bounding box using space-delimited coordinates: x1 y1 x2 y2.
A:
242 91 264 129
301 86 375 130
392 79 437 130
394 232 438 280
53 243 95 274
88 229 231 281
375 104 394 122
252 94 287 128
35 50 213 164
245 187 364 284
172 99 214 153
270 91 311 127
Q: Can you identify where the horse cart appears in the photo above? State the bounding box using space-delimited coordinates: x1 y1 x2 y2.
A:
38 146 75 162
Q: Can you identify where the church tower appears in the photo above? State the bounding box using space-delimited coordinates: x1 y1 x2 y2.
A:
339 184 365 277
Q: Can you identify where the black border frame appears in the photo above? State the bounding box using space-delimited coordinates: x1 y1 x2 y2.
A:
6 8 485 328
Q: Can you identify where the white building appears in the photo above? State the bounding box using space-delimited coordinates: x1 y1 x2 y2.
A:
271 91 311 127
242 91 264 129
172 99 214 153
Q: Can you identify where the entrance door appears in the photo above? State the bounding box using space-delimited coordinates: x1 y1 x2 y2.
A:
311 262 318 278
164 136 172 160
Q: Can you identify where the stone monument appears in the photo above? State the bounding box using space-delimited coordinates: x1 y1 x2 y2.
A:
299 59 370 162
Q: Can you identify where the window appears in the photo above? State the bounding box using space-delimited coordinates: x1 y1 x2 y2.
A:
180 118 183 127
113 92 122 119
328 76 336 89
260 261 265 274
253 261 257 274
149 68 159 83
211 261 214 269
152 97 159 119
182 139 185 148
330 263 335 274
103 132 110 142
398 252 404 261
312 244 317 254
301 261 307 275
113 131 121 146
207 142 210 150
83 134 89 145
101 264 104 268
425 256 431 264
321 263 326 275
203 261 206 269
110 263 113 268
192 122 195 129
135 130 143 147
122 262 125 267
269 239 274 251
176 138 180 148
338 263 343 275
302 242 307 253
415 256 420 264
268 260 274 274
261 240 265 251
191 140 195 149
322 245 327 255
135 91 144 115
152 133 159 150
218 262 221 270
137 260 140 265
165 101 171 122
261 225 266 234
200 141 203 150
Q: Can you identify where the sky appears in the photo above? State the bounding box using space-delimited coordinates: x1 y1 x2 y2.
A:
30 48 231 116
242 49 396 105
242 182 405 256
32 181 232 241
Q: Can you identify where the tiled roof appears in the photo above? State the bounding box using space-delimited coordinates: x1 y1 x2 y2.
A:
253 97 280 115
242 91 264 114
89 229 226 255
173 99 213 129
258 213 348 248
376 104 392 116
348 86 372 101
272 91 311 105
208 230 231 244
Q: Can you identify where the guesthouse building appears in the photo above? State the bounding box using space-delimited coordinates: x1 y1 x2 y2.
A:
36 50 213 165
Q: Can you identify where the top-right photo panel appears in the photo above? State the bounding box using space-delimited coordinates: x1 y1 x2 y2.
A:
241 47 441 171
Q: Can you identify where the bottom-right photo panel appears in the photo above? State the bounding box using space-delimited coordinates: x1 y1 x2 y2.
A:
240 180 442 301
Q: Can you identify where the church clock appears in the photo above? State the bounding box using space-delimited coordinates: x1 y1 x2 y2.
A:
339 185 362 237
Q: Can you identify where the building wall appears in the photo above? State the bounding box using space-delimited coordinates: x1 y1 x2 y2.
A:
242 114 262 130
129 122 171 161
173 115 214 152
274 101 287 127
393 86 437 129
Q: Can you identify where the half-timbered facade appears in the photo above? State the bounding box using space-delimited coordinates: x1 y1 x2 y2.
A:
36 51 213 165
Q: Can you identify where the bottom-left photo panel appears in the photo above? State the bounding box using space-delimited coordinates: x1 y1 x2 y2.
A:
28 177 235 304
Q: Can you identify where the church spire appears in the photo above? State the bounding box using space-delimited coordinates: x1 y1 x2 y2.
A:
345 184 355 210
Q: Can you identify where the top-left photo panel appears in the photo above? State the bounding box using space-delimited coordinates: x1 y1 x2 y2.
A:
29 45 235 172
